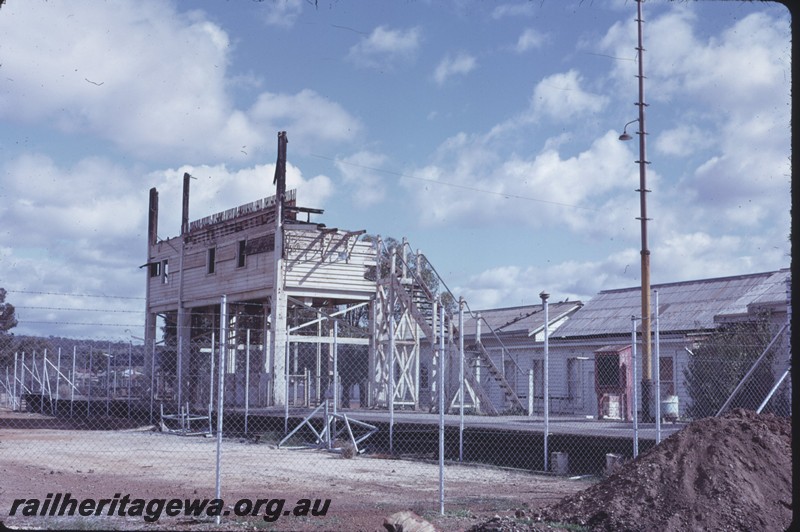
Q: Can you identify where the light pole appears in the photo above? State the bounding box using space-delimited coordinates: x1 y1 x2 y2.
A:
619 0 653 422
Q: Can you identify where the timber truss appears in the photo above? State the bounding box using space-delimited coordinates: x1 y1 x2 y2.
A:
371 238 525 414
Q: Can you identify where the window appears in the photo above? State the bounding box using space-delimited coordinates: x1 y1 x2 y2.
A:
207 247 216 274
149 262 160 278
161 259 169 284
237 240 247 268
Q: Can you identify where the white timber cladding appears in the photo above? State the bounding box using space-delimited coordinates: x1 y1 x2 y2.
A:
147 215 278 313
283 225 376 299
148 222 377 313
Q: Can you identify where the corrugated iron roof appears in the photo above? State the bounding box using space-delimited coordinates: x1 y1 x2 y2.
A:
462 301 582 338
552 269 789 338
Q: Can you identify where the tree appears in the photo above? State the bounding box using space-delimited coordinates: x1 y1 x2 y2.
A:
683 312 785 419
0 288 18 367
362 234 458 316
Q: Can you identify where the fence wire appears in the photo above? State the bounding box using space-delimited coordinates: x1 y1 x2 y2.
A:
0 274 791 529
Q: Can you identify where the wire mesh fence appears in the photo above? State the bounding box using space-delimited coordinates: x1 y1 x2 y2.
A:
0 271 791 529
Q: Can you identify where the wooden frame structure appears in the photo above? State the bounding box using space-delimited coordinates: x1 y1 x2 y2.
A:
144 132 377 408
143 132 518 413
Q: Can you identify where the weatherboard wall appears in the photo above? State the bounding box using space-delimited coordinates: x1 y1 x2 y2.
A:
283 225 377 300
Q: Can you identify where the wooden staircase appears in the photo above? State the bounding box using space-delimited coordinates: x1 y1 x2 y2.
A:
468 341 525 413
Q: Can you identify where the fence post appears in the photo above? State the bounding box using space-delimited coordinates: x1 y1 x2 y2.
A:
88 348 93 419
106 346 111 417
333 320 339 415
283 341 289 434
388 314 395 453
540 291 549 473
55 348 61 416
654 290 661 443
332 320 339 440
388 245 396 453
631 316 639 458
245 329 251 436
438 302 445 516
71 347 76 418
127 342 132 419
458 297 465 462
149 340 155 424
215 294 227 526
12 352 18 411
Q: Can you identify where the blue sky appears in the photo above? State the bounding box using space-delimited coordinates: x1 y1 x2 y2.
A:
0 0 791 340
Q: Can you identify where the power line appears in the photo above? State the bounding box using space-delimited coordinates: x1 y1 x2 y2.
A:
311 153 599 212
17 306 143 314
17 321 145 328
6 289 145 301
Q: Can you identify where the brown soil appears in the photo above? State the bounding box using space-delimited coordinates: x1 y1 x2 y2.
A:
470 409 793 531
0 410 583 531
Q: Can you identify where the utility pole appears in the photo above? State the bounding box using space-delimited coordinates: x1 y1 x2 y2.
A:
634 0 653 422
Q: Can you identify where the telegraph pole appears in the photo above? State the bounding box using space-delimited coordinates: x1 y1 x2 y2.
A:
634 0 653 422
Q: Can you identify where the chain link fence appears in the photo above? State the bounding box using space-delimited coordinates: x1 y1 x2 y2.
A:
0 272 791 529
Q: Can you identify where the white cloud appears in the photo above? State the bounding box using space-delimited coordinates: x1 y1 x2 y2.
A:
261 0 304 27
403 130 636 237
433 52 477 86
649 230 786 284
653 125 712 157
0 153 334 338
347 26 422 69
0 154 143 249
491 3 535 20
0 1 362 164
249 90 363 154
598 5 790 233
531 70 609 121
514 28 546 53
335 151 388 207
0 1 248 161
456 250 642 310
149 162 334 235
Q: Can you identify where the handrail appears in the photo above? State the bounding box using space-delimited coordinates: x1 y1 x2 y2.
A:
374 236 526 378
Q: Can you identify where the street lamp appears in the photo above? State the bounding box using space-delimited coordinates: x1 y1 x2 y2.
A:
619 119 638 142
619 0 654 422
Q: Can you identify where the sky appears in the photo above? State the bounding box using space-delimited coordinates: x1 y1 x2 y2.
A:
0 0 792 341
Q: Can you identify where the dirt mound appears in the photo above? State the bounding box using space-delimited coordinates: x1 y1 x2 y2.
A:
470 409 792 532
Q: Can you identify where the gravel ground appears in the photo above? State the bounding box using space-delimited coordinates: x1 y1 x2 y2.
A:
0 410 585 531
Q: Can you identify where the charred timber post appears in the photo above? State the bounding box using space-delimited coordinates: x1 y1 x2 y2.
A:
271 132 289 405
144 188 159 396
176 172 192 409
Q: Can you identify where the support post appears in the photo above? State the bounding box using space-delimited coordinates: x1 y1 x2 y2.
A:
71 347 76 417
144 187 159 413
635 0 653 423
654 290 661 443
271 132 289 406
458 297 465 462
631 316 639 458
438 303 445 516
215 295 227 526
55 348 61 415
245 329 251 435
12 352 17 411
540 291 549 473
388 246 396 452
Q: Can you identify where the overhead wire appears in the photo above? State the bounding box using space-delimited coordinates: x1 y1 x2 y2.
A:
7 289 145 300
310 153 599 211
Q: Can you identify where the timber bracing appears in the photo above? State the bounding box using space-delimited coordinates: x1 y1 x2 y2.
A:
371 239 525 415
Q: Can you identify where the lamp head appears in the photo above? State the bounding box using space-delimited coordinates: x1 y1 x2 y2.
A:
618 118 639 141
